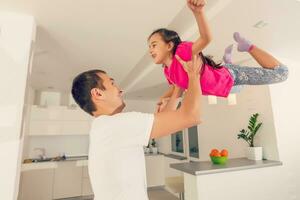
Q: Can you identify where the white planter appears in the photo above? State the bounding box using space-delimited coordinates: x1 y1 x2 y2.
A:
144 147 150 154
150 147 158 154
246 147 263 160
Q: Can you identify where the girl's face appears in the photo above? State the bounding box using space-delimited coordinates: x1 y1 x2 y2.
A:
148 33 173 65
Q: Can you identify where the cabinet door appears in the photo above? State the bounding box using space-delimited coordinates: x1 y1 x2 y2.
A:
53 162 83 199
29 121 62 135
82 167 93 196
19 169 54 200
62 108 91 121
61 121 91 135
145 155 165 187
30 106 64 121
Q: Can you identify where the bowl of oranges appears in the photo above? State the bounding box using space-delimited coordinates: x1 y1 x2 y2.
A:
209 149 228 165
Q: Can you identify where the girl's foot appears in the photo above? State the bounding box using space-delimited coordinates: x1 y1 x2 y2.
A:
223 44 233 64
233 32 254 52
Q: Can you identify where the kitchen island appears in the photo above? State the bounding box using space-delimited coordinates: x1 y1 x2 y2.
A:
170 158 283 200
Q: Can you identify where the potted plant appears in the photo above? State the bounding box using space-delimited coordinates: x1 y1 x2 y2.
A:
150 139 158 154
237 113 263 160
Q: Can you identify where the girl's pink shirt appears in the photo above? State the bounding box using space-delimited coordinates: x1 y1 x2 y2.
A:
163 41 234 97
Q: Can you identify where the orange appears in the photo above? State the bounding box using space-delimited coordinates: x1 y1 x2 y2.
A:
220 149 228 157
213 152 221 157
210 149 220 157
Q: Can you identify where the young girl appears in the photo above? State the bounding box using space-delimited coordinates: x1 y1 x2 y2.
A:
148 0 288 112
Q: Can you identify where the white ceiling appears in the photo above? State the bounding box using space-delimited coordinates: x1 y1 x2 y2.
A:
1 0 300 100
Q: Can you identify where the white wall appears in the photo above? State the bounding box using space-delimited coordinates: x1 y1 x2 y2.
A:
269 57 300 199
124 99 157 113
26 135 89 158
198 84 278 161
21 87 35 161
141 86 278 161
0 13 35 200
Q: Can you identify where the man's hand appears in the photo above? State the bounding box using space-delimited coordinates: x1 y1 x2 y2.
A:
175 55 202 78
187 0 206 13
155 98 170 113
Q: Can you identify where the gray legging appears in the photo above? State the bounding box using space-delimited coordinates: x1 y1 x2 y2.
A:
224 63 289 86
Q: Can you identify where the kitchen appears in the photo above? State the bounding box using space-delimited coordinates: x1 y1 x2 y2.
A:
1 0 300 200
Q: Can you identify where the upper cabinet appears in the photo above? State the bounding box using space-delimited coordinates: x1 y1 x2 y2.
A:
29 106 92 136
30 106 64 121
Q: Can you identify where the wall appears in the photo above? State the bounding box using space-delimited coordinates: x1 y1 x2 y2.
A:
26 135 89 158
135 77 279 161
198 84 278 161
0 13 35 200
268 56 300 199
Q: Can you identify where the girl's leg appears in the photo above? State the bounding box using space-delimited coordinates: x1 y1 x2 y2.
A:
223 44 234 64
233 32 281 69
249 46 281 69
225 63 289 86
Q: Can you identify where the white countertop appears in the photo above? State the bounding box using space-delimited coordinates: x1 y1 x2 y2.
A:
22 159 88 171
22 153 163 171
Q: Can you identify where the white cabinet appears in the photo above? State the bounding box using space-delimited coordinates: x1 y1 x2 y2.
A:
53 161 83 199
19 169 55 200
19 161 93 200
30 105 64 121
145 155 165 187
62 108 91 121
82 166 93 196
61 121 91 135
29 106 92 135
29 121 62 135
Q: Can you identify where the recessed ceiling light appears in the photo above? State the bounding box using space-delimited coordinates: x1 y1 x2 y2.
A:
253 20 268 29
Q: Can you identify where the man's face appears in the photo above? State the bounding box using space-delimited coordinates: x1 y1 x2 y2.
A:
99 73 125 112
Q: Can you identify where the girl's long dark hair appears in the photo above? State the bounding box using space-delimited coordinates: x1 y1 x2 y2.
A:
149 28 222 69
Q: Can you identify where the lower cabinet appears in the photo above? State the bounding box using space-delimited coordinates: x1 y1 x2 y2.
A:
19 169 54 200
53 162 83 199
82 167 93 196
145 155 165 187
18 162 94 200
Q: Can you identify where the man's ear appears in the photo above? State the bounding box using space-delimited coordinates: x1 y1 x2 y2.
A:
91 88 105 101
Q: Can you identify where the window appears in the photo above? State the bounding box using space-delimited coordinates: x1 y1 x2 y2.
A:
171 101 185 155
187 126 199 158
171 130 184 154
170 101 200 159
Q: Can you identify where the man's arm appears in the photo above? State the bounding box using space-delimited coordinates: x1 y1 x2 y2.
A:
150 55 202 139
159 86 183 112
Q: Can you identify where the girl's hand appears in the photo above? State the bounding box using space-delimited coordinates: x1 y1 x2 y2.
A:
175 55 203 78
187 0 206 13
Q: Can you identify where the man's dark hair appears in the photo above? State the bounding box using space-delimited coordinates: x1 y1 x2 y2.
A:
71 69 106 116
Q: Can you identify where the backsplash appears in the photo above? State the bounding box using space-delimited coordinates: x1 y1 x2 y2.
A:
26 135 89 159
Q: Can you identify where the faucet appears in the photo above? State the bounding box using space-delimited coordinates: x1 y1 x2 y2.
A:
33 148 46 160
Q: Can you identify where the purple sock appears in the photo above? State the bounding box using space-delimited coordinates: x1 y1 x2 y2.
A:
233 32 254 52
223 44 233 64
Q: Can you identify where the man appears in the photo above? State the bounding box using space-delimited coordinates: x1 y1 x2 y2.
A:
71 54 202 200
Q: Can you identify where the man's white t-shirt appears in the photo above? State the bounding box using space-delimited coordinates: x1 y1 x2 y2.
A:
88 112 154 200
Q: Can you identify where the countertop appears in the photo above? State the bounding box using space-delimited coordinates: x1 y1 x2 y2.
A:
22 156 89 171
21 153 163 171
170 157 282 176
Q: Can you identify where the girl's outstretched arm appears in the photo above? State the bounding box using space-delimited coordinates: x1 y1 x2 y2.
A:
187 0 212 55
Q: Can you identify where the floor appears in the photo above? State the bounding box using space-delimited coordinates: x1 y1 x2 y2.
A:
56 188 179 200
